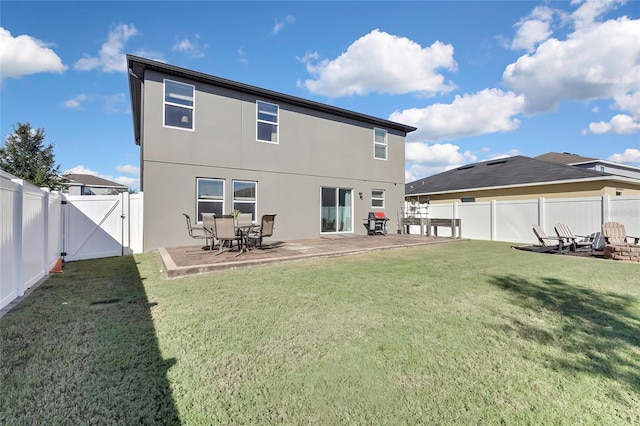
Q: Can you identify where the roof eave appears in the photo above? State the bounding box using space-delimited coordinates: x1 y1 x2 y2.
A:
126 54 417 147
406 175 640 197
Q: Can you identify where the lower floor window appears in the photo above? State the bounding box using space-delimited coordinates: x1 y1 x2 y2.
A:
233 180 257 220
321 187 353 233
197 178 224 221
371 189 385 208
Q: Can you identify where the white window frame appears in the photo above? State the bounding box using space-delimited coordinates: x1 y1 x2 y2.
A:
196 178 224 222
232 180 258 221
373 128 387 160
371 189 385 208
320 187 354 234
164 79 195 131
256 100 279 144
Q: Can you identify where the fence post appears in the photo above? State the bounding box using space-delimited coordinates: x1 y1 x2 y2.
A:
121 192 131 256
11 179 24 297
602 194 610 224
538 197 545 230
491 199 497 241
43 189 50 276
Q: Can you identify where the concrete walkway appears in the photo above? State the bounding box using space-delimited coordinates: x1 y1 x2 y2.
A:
159 234 464 278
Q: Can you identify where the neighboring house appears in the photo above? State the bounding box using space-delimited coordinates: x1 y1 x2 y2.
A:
536 152 640 180
127 55 416 251
405 155 640 204
62 173 128 195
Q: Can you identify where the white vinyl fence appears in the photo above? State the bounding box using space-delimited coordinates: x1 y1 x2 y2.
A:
407 195 640 245
1 170 142 310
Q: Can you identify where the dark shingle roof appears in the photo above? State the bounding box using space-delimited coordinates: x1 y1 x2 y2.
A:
405 155 613 196
63 173 127 188
535 152 598 164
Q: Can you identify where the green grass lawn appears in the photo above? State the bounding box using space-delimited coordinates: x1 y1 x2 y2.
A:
1 240 639 425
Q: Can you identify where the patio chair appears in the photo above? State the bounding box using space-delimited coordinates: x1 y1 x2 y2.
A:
531 224 565 254
236 212 253 227
213 215 241 255
554 223 594 252
247 214 276 249
201 213 217 250
183 213 213 253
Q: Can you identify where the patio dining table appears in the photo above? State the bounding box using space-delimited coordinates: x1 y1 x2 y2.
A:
235 223 255 255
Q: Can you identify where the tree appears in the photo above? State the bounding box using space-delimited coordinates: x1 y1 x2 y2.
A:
0 122 63 190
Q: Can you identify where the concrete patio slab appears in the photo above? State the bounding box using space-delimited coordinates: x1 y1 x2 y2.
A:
159 234 464 278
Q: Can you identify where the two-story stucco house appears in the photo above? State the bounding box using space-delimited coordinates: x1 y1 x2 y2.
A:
127 55 416 251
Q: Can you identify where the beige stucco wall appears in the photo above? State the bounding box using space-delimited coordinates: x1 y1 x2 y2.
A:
410 180 640 204
140 71 407 250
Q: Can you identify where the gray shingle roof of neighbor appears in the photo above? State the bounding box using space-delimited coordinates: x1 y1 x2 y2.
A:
534 151 598 164
405 155 614 196
127 55 417 146
63 173 127 188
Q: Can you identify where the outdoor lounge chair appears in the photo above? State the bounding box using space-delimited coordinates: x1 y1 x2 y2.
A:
213 215 241 255
183 213 213 253
554 223 594 252
247 214 276 249
531 224 565 254
601 222 640 261
602 222 640 246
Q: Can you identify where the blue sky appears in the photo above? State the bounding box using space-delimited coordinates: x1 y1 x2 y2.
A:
1 1 639 191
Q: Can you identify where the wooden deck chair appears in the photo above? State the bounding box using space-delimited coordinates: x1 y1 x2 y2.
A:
532 224 565 254
601 222 640 247
554 223 594 252
247 214 276 249
601 222 640 261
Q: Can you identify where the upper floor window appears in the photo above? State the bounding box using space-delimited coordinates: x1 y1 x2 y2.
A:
257 101 278 143
196 178 224 221
164 79 194 130
372 189 385 208
374 128 387 160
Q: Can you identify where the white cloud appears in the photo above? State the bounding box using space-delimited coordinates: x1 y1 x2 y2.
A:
238 48 248 64
103 93 127 113
172 34 206 58
613 91 640 116
116 164 139 174
64 94 88 109
503 16 640 114
390 89 525 142
64 165 139 190
510 6 555 52
570 0 626 29
300 29 457 97
585 91 640 135
273 15 295 35
588 114 640 134
404 143 477 182
607 148 640 164
488 149 521 160
74 24 138 72
0 27 67 79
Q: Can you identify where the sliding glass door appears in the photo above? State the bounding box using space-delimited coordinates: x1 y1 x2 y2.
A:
321 187 353 233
